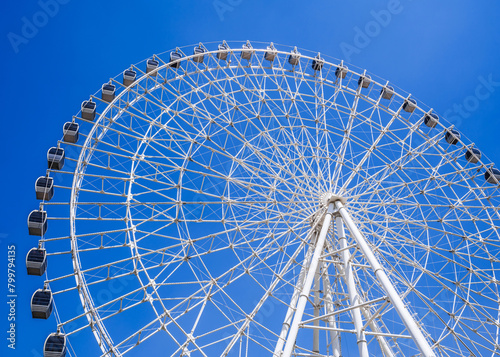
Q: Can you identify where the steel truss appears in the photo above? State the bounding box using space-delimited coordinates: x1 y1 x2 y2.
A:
275 197 436 357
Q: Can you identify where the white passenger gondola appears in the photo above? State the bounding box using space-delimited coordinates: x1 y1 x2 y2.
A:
47 147 65 170
123 69 136 86
146 58 159 75
63 122 79 143
26 248 47 276
403 98 417 113
43 332 67 357
82 100 96 121
81 100 96 121
28 210 47 236
424 112 439 128
35 176 54 201
485 168 500 184
358 74 371 89
170 51 182 68
264 43 277 62
335 65 348 79
381 85 394 100
241 41 253 60
445 129 461 145
31 288 53 319
217 42 229 61
312 53 324 71
288 47 300 66
193 45 206 63
101 83 116 102
465 147 481 163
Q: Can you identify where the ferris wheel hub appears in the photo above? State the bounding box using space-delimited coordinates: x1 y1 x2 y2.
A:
320 193 347 207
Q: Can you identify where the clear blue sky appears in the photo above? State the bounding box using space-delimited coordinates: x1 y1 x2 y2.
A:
2 0 500 356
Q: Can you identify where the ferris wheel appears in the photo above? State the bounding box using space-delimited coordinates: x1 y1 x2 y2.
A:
26 40 500 357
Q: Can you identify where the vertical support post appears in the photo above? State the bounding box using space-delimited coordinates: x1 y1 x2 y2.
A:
335 200 436 357
313 265 320 354
325 243 395 357
281 203 335 357
336 216 369 357
273 231 318 357
321 261 341 357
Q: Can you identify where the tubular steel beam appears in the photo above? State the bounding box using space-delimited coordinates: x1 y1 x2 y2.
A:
336 215 369 357
281 203 335 357
335 200 436 357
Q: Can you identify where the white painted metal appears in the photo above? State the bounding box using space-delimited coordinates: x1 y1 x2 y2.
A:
273 230 318 357
324 243 395 357
335 215 369 357
359 300 395 357
221 226 316 357
335 200 436 357
313 264 320 354
320 260 341 357
282 203 334 357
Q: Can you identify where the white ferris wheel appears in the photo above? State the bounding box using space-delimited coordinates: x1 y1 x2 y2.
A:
26 40 500 357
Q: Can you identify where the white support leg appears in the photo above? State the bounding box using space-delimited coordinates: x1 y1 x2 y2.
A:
281 203 335 357
321 261 341 357
335 200 436 357
274 231 318 357
336 216 369 357
325 242 395 357
313 265 320 354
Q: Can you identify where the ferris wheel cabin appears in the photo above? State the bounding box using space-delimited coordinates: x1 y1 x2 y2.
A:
193 46 206 63
403 98 417 113
465 148 481 163
43 333 67 357
358 74 372 89
312 54 324 71
335 65 348 79
445 129 461 145
101 83 116 103
381 85 394 99
241 43 253 60
47 147 65 170
170 51 182 68
63 122 79 143
146 58 159 75
424 113 439 128
123 69 136 86
28 210 47 236
31 288 53 319
217 43 229 60
35 176 54 201
81 100 96 121
485 168 500 184
264 44 277 62
26 248 47 276
288 48 300 66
